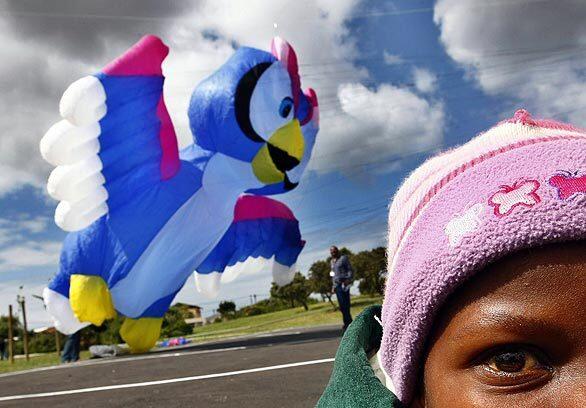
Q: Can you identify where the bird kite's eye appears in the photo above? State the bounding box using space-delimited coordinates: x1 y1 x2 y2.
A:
279 97 294 118
237 62 293 142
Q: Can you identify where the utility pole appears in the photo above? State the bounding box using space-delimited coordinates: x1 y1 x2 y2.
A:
253 294 257 303
8 305 14 364
55 329 61 357
17 291 29 361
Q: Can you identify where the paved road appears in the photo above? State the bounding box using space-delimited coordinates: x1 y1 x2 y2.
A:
0 326 342 408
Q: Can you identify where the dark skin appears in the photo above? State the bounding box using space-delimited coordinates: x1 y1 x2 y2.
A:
330 246 339 259
412 241 585 407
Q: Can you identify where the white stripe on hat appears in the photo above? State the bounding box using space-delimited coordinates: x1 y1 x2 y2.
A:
387 120 586 280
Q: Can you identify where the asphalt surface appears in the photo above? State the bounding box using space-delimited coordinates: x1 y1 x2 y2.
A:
0 325 342 408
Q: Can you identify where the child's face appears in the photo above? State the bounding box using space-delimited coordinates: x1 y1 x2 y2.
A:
415 242 585 407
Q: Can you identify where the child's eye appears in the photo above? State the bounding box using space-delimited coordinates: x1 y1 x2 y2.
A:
487 350 536 373
474 345 553 388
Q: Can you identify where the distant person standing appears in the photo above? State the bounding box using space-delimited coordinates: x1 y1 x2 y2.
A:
330 246 354 331
0 336 5 360
61 330 81 363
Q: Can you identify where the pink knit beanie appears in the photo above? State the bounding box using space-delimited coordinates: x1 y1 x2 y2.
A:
380 110 586 403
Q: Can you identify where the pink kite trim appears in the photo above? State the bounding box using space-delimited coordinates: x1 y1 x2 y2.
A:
271 37 301 110
156 96 180 180
234 195 296 222
103 35 168 76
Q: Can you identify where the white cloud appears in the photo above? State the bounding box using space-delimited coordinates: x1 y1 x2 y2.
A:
434 0 586 123
0 216 58 272
0 19 94 197
14 217 50 234
0 241 61 271
383 50 404 65
413 67 437 94
0 216 52 246
308 82 444 174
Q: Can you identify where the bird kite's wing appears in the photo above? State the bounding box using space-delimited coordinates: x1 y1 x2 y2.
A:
40 35 180 232
194 195 305 297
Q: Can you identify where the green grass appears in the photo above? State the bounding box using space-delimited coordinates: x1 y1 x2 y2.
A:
0 350 91 374
0 295 382 374
188 295 382 342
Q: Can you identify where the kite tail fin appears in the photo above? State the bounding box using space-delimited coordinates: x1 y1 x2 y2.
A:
120 317 163 353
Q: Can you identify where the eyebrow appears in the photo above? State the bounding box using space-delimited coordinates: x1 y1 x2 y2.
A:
453 309 570 343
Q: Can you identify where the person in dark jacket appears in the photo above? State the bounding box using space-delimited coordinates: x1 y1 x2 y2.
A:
61 330 81 363
318 112 586 407
330 246 354 330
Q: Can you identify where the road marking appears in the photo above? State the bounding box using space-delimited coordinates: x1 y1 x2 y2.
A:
0 346 246 379
255 331 301 338
0 358 335 402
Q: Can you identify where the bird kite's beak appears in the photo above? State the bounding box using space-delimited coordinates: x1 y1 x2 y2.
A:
251 119 304 186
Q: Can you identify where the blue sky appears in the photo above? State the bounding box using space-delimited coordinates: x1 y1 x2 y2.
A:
1 0 585 327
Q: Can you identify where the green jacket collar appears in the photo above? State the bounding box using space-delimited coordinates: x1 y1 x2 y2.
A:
317 306 402 407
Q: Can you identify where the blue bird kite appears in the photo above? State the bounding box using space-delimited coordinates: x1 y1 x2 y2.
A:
40 35 319 352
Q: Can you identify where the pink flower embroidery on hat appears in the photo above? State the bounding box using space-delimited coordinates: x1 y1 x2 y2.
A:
444 203 484 247
489 180 541 217
548 171 586 200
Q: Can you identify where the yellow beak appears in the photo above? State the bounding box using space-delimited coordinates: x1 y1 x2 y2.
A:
252 119 305 184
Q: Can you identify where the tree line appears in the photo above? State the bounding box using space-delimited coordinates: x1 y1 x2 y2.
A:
0 304 198 355
0 246 386 354
218 246 386 318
